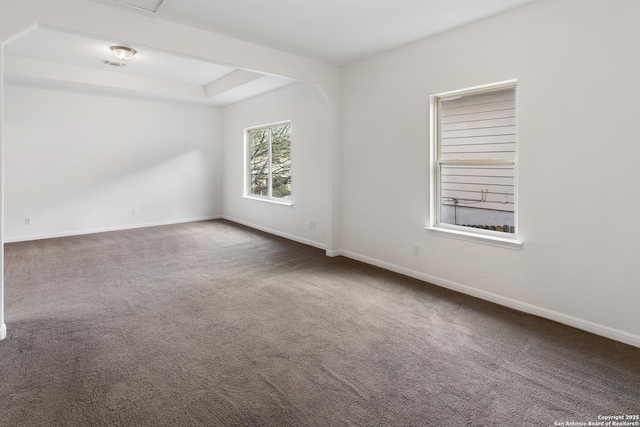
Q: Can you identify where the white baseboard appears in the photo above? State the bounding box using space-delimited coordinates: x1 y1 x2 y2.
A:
222 215 327 251
0 323 6 340
3 215 222 243
337 249 640 348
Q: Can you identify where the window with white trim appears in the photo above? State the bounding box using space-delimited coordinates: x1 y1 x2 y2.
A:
246 122 292 201
430 81 517 240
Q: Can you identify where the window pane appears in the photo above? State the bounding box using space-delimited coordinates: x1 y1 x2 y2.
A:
249 129 269 196
440 88 516 161
270 124 291 199
440 164 515 232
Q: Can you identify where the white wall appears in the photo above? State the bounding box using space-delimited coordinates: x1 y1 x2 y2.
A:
340 0 640 345
4 84 221 241
222 83 330 249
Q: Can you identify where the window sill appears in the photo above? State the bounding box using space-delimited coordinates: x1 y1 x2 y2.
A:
425 226 522 250
243 195 293 207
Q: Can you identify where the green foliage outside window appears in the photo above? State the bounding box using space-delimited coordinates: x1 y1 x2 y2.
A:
249 124 291 199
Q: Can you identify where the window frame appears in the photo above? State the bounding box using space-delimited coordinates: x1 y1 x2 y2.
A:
427 80 522 249
244 120 293 205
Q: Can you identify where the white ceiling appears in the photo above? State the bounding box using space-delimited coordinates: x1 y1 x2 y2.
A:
5 27 234 86
3 27 296 106
3 0 540 106
156 0 541 65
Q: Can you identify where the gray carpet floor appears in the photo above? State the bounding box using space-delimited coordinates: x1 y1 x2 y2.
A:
1 219 638 426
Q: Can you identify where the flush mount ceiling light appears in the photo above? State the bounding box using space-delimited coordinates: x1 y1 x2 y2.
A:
110 46 137 61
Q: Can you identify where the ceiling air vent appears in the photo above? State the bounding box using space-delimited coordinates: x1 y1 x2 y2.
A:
102 59 127 68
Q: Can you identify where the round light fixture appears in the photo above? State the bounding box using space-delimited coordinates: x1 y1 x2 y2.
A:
110 46 137 61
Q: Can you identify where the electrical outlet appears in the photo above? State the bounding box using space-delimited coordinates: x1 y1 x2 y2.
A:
413 243 420 256
25 218 31 225
132 208 138 216
309 221 317 230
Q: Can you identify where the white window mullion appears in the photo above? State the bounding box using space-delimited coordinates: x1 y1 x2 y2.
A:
267 128 273 198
